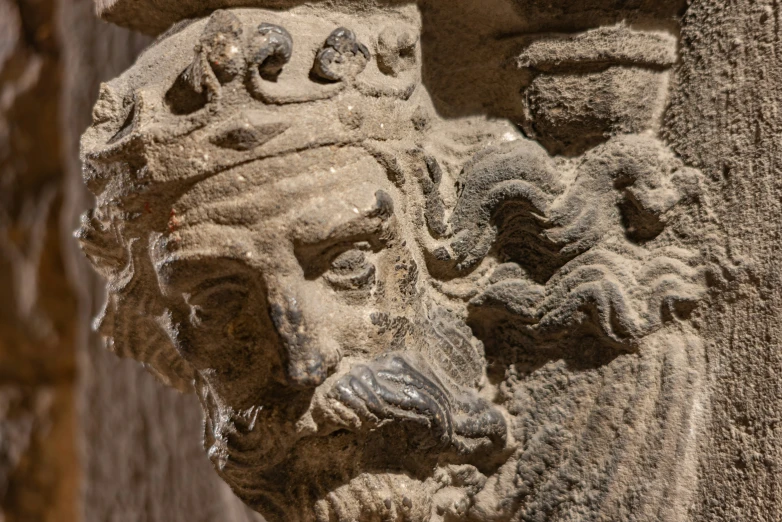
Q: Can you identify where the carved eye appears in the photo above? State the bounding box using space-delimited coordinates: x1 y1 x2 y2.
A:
324 246 376 291
248 23 293 81
186 280 249 329
311 27 371 82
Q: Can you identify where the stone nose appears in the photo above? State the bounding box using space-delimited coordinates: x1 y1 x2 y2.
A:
209 111 289 151
268 292 331 389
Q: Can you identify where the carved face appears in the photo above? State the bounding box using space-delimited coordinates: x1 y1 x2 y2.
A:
153 158 397 402
78 7 715 522
148 150 510 519
151 151 450 517
78 7 512 520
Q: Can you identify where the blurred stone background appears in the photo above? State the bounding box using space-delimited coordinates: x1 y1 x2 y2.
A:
0 0 261 519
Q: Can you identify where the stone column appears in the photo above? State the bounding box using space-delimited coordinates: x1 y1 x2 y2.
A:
668 2 782 520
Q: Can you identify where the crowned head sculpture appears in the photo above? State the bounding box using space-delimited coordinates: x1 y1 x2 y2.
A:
78 4 716 522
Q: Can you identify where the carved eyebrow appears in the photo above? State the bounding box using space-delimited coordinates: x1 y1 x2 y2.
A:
295 215 389 258
188 274 250 297
300 191 394 243
293 190 395 246
156 254 254 294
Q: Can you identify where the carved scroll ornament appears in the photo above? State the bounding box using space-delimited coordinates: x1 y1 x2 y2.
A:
77 5 721 522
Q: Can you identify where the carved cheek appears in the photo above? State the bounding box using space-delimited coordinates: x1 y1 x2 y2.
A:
167 285 280 385
268 280 378 361
332 297 403 360
167 306 209 366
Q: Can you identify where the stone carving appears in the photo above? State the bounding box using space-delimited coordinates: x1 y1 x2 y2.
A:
77 5 717 522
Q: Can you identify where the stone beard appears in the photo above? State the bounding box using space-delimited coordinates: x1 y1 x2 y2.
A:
77 5 718 522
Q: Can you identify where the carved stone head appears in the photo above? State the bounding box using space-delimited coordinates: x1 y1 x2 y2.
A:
78 4 716 522
78 7 515 520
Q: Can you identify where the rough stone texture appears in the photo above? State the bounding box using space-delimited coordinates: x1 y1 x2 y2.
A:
667 2 782 520
95 0 690 37
0 0 78 520
57 0 265 520
1 0 268 519
74 2 748 521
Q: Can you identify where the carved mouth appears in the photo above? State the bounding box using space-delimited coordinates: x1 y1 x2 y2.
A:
196 362 367 473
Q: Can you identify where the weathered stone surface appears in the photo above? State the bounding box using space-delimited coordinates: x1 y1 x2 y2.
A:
95 0 691 36
75 2 738 520
58 0 266 520
667 2 782 520
2 0 293 519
